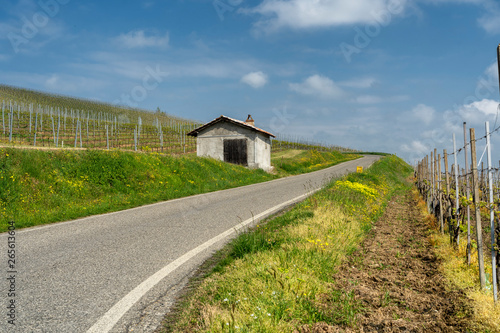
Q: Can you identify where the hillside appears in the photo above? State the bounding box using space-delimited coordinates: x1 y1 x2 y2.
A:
0 84 193 125
0 84 199 153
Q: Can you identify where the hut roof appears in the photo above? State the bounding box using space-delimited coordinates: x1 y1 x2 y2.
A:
186 115 276 138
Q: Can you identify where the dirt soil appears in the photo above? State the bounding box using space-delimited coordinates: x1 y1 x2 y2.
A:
299 191 472 333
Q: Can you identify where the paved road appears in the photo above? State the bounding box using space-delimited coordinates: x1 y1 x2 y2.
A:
0 155 380 333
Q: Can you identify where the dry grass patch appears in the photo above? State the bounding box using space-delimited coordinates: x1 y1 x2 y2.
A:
431 233 500 332
414 189 499 332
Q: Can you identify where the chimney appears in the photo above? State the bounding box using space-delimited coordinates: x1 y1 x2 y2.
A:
245 114 255 126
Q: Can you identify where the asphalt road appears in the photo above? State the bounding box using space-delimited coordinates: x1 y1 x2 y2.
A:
0 155 380 333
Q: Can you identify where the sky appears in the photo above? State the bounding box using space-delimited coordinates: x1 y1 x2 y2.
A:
0 0 500 164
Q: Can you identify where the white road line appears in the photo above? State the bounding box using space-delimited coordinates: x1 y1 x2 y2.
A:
86 190 320 333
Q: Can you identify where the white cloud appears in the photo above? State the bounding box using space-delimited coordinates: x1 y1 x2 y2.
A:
0 71 108 95
45 74 59 88
422 0 500 34
241 71 268 88
465 62 499 105
400 140 431 155
41 73 109 94
458 99 499 123
477 0 500 33
486 62 499 82
72 51 262 82
412 103 435 124
243 0 500 34
0 22 18 39
289 75 344 99
1 16 69 54
358 106 380 113
355 95 382 104
354 94 408 104
339 77 378 88
142 1 155 8
114 30 169 49
421 0 484 3
175 60 254 78
244 0 407 31
391 95 411 102
479 12 500 33
302 107 333 116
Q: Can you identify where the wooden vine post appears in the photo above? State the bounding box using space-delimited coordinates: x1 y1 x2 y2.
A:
431 151 435 213
453 134 460 246
463 122 471 266
438 153 443 233
425 155 430 209
486 121 498 301
444 149 450 232
470 128 486 289
434 148 438 215
428 154 431 201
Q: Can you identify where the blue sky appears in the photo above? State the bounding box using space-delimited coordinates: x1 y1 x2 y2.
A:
1 0 500 164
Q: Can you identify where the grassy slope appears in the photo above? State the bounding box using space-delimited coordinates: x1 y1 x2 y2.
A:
0 84 194 125
0 148 274 232
163 156 413 332
0 148 359 232
271 149 358 175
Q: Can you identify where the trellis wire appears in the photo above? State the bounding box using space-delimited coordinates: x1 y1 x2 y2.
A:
416 120 500 302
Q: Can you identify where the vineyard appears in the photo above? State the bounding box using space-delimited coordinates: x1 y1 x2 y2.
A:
0 85 358 155
415 121 500 303
0 85 201 154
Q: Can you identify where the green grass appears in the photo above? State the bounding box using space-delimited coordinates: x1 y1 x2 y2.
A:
350 152 391 156
271 149 359 175
0 147 364 232
163 155 413 332
0 147 277 232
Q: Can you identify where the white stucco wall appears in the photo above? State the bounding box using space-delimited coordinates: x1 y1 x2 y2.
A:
195 121 272 171
254 133 272 171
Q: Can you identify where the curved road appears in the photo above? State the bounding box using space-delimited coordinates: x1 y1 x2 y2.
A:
0 155 380 333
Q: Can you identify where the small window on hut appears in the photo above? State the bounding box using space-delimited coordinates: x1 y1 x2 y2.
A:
223 139 248 166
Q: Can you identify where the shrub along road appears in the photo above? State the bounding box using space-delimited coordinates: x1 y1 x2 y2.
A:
0 156 379 333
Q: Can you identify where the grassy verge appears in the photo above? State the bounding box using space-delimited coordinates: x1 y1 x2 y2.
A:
0 148 276 232
271 149 359 175
162 155 413 332
350 152 391 156
420 194 500 332
0 147 357 232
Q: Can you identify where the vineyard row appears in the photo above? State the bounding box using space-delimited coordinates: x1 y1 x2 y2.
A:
1 99 202 154
415 121 500 303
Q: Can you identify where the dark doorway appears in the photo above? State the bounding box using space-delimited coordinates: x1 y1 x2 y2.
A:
223 139 248 166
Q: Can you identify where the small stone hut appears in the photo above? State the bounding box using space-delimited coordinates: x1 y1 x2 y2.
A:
187 115 275 171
